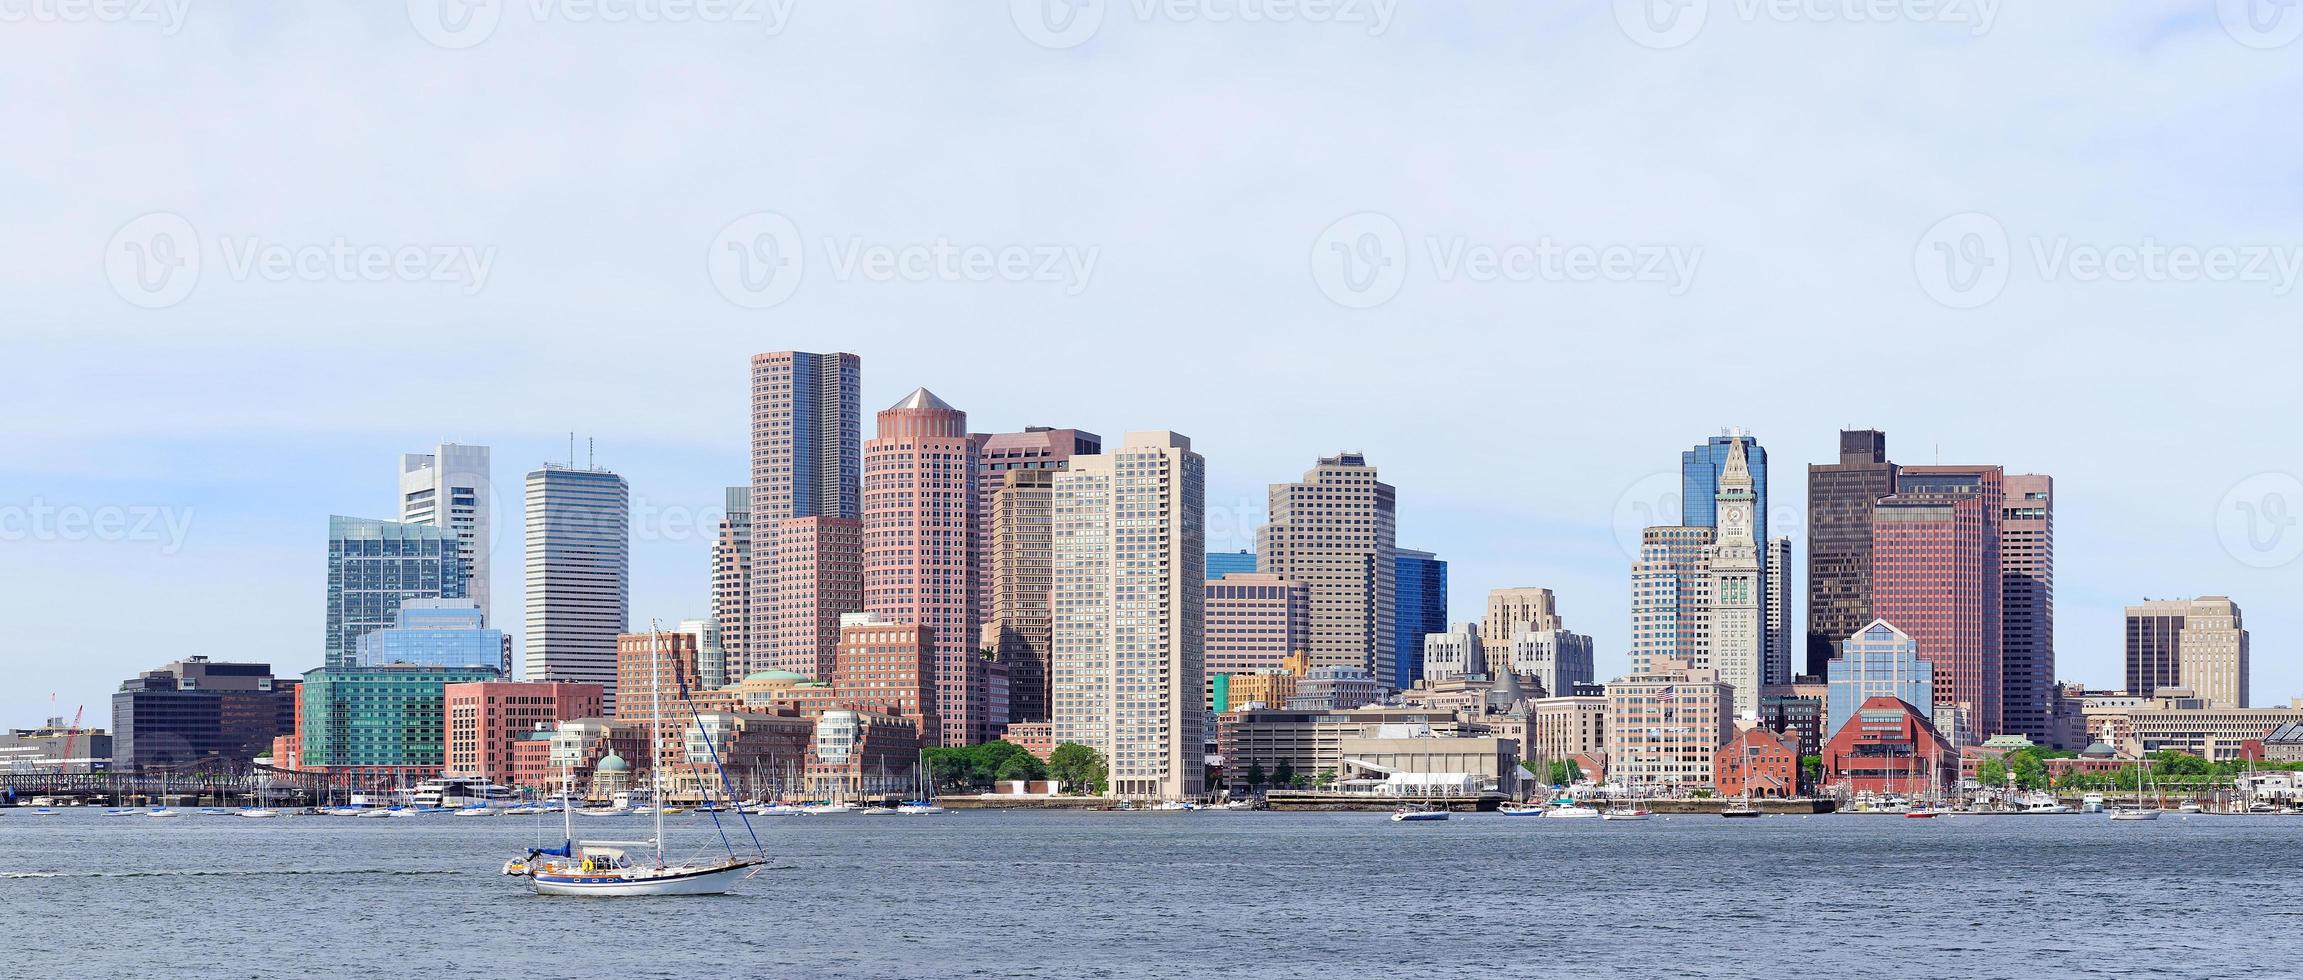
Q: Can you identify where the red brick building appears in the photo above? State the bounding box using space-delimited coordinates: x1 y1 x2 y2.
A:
1822 696 1957 796
832 612 939 744
1714 727 1799 799
443 680 604 788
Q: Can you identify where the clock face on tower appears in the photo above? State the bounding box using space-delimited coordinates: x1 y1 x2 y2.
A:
1722 504 1747 532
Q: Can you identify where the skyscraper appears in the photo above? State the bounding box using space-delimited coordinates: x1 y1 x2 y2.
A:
356 599 506 671
2127 597 2250 708
1481 587 1560 651
863 388 983 746
523 463 629 709
1871 466 2001 741
399 443 491 624
1806 429 1897 677
1052 432 1205 800
1683 432 1769 609
709 486 751 681
1507 627 1596 698
1256 453 1398 687
1206 550 1259 580
748 351 864 683
1420 623 1486 682
972 426 1101 728
1394 550 1447 688
1629 525 1712 675
326 515 466 670
2000 474 2056 741
1708 437 1764 718
1765 536 1793 686
1204 572 1310 708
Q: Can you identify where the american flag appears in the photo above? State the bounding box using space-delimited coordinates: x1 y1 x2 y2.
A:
1656 686 1677 704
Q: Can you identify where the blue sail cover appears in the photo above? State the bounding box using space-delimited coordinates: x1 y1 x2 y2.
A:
533 840 573 858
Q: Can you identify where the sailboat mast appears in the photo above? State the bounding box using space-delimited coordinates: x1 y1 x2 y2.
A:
652 624 666 867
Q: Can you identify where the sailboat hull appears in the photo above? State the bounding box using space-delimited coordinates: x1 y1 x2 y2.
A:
531 860 759 897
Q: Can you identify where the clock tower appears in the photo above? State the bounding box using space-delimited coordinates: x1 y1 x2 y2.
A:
1709 435 1764 718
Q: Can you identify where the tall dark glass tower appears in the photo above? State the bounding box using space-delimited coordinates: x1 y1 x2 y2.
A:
1393 549 1447 689
1805 430 1897 678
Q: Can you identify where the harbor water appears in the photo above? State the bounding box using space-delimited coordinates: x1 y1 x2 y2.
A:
0 808 2289 978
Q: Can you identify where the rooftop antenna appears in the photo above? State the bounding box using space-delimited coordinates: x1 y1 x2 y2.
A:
588 437 595 470
568 432 576 468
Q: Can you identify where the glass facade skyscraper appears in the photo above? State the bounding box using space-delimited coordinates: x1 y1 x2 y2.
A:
1393 549 1447 689
300 663 501 770
356 599 507 671
1205 550 1258 580
1681 433 1768 543
1825 620 1934 739
326 516 466 671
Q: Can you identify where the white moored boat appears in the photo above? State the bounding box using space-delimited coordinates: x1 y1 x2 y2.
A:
1391 805 1448 822
238 807 281 819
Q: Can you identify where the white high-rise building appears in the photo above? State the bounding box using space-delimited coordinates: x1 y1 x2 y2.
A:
1051 432 1204 801
1420 623 1485 682
400 443 491 624
1764 535 1793 686
524 463 629 709
1708 437 1764 719
1508 626 1596 698
1630 526 1712 675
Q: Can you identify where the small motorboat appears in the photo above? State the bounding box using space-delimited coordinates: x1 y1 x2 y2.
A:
2108 807 2161 822
198 807 236 817
452 805 499 817
897 801 948 815
147 807 182 818
1495 803 1547 817
1543 804 1601 819
1600 807 1653 822
237 807 281 819
1390 806 1449 822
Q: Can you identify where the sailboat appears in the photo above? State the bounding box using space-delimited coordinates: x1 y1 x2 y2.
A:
899 749 947 815
516 627 768 896
1721 737 1761 817
2108 755 2161 821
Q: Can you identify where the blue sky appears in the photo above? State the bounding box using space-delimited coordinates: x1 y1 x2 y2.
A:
6 2 2302 726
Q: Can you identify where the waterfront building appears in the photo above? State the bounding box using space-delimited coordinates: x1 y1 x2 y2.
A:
801 708 924 800
1394 549 1448 689
443 680 604 788
1216 705 1469 784
1823 620 1935 740
1714 726 1798 799
1603 656 1734 791
1217 654 1311 713
612 630 718 726
1256 453 1398 687
1820 696 1956 797
1707 437 1765 719
1283 666 1385 711
356 599 507 671
982 469 1060 725
326 515 466 671
1506 627 1596 698
862 388 982 746
2260 722 2303 763
1421 623 1486 682
2119 690 2300 760
1004 721 1056 760
1871 466 2001 740
1629 525 1712 675
677 617 727 692
1481 587 1560 651
831 611 939 743
1759 681 1828 763
1051 432 1206 800
0 718 112 773
111 658 295 768
710 486 752 679
522 463 629 709
1206 550 1258 580
1531 694 1608 765
1204 573 1310 710
1765 536 1793 686
2000 475 2056 742
1333 726 1521 795
2125 597 2250 708
748 351 865 693
298 663 500 780
398 443 492 624
1806 429 1897 677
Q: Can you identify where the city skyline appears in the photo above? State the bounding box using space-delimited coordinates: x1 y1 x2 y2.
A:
9 6 2302 728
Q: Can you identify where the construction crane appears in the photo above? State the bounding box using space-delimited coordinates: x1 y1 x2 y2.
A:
58 703 84 773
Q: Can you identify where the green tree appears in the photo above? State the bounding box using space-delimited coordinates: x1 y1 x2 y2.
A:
1273 761 1296 787
1314 768 1337 788
2010 751 2048 791
924 748 972 792
1548 760 1580 786
1047 742 1108 795
1245 762 1267 787
1800 755 1824 790
1976 757 2008 790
